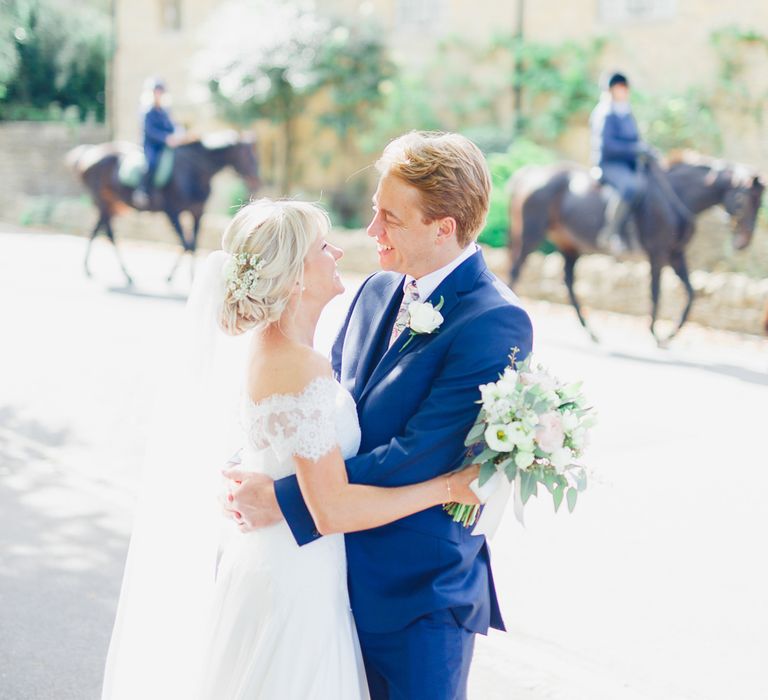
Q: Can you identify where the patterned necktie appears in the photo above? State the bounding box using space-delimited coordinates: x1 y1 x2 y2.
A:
389 279 420 347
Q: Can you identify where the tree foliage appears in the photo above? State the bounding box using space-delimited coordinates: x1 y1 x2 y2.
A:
202 1 393 194
0 0 108 121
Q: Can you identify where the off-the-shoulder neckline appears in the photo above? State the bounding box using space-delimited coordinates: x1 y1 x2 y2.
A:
245 374 337 411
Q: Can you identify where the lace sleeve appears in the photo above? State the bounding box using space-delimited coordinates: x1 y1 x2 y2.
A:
257 376 339 462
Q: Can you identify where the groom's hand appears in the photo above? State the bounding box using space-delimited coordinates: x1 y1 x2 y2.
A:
221 468 284 532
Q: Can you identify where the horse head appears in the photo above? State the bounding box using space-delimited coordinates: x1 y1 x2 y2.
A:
721 168 765 250
230 139 261 195
200 131 261 194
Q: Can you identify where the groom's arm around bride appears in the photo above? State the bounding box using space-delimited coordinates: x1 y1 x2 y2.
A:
228 131 532 700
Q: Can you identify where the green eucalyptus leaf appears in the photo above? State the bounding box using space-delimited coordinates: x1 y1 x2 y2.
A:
475 447 499 464
465 422 486 446
566 487 578 513
574 467 588 491
520 470 538 504
553 485 564 512
501 458 517 481
478 460 497 486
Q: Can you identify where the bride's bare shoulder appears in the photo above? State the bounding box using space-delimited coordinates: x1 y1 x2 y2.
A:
247 344 332 405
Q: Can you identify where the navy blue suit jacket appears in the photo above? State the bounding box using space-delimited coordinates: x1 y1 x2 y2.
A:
274 250 533 635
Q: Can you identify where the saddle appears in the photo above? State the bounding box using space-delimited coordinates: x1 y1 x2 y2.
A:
118 148 174 189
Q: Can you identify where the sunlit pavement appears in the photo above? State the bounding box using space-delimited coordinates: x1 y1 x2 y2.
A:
1 225 766 700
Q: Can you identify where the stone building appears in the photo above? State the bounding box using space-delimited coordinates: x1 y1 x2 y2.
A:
112 0 768 186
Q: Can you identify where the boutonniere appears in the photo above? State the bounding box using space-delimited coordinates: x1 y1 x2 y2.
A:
400 296 445 351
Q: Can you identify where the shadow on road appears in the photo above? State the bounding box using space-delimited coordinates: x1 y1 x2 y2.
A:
108 286 188 303
0 405 127 700
552 339 768 387
606 350 768 387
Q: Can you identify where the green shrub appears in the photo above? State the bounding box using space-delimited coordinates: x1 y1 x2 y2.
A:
633 89 722 154
479 138 557 248
0 0 108 122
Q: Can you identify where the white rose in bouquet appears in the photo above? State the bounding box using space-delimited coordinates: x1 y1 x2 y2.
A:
535 411 565 453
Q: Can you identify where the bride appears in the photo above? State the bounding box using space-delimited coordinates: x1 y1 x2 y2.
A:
102 199 480 699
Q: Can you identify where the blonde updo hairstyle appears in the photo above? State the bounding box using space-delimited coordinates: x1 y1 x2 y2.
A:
219 199 330 336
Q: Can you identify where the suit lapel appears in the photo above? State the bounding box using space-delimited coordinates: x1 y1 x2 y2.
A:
350 274 403 400
358 250 487 405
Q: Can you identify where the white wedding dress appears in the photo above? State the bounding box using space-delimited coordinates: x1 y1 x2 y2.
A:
196 375 369 700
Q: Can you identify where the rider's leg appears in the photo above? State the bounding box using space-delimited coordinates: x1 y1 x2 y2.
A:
601 163 638 252
134 147 161 207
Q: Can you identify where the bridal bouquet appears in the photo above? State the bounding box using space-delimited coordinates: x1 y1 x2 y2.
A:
445 350 595 536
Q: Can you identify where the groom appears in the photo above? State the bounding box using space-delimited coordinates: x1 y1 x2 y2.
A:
225 131 533 699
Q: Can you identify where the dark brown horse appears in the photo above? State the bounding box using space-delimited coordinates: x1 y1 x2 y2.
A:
508 153 764 344
67 133 260 285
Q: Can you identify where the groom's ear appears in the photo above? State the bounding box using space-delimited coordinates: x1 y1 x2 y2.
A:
434 216 457 245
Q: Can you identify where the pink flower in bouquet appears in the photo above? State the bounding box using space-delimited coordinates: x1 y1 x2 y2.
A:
535 411 565 453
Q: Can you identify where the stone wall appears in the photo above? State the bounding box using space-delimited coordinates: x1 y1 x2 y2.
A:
16 205 768 336
325 229 768 338
0 121 110 214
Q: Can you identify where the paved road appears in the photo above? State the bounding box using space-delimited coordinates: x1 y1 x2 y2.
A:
1 227 766 699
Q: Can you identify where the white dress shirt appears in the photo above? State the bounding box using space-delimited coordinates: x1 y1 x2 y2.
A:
403 243 479 301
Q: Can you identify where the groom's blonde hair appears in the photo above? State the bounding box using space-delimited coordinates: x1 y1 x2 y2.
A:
375 131 491 248
219 198 330 336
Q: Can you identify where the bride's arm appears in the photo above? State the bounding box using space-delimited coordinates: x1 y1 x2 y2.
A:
295 449 479 535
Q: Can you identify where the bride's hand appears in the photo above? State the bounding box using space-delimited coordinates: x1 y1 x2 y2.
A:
446 464 481 505
222 468 283 532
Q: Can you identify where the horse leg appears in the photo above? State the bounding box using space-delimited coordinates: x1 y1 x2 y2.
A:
563 252 599 343
649 258 664 347
104 218 134 287
166 251 186 284
165 210 190 283
188 212 203 285
165 210 191 251
666 250 694 342
84 213 106 278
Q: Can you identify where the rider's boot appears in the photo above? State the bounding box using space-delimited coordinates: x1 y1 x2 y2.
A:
132 171 153 209
602 199 632 254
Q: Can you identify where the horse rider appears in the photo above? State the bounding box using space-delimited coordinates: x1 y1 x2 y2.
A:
133 78 180 208
590 72 652 252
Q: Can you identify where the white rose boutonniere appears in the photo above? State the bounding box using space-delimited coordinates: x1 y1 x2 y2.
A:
401 296 445 351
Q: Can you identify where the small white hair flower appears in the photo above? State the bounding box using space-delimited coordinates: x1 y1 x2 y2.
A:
225 251 266 301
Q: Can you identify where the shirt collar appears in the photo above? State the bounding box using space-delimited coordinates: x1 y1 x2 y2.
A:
403 243 479 301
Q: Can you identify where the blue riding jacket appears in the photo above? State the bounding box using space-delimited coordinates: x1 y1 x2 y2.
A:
590 99 641 170
142 106 175 167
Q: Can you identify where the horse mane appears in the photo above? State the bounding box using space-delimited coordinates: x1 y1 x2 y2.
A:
666 149 761 188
